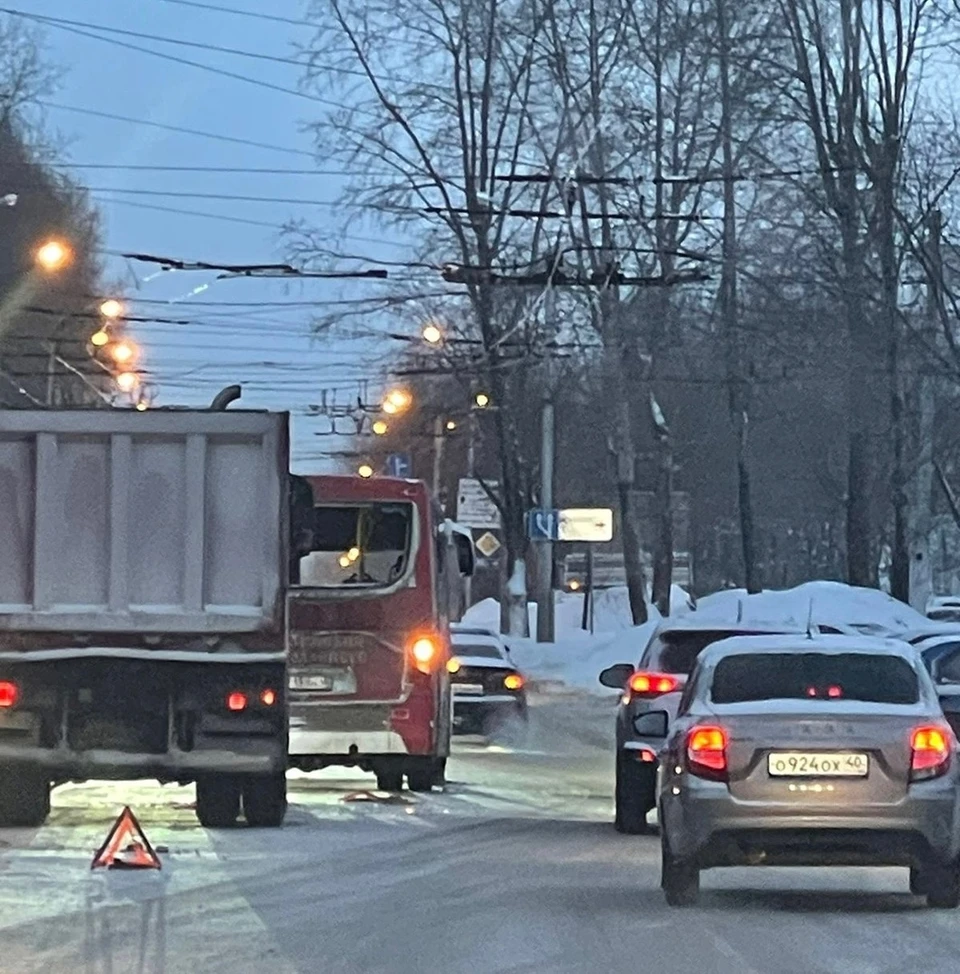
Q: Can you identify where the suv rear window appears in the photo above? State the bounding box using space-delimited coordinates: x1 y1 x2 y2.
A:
711 653 919 705
644 630 776 675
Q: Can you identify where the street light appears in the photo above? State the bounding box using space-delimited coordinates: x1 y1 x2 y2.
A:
35 239 72 273
90 329 110 347
382 388 412 414
115 371 139 393
372 419 389 436
109 340 138 365
135 400 148 412
99 299 125 320
357 463 374 479
421 322 443 345
474 392 490 408
445 419 457 431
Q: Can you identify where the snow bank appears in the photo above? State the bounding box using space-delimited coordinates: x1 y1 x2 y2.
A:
685 580 929 634
461 580 932 696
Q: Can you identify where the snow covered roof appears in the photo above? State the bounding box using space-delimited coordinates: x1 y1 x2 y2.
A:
697 633 918 668
656 615 806 635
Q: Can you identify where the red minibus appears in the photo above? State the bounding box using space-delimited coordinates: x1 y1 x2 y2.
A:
287 475 473 791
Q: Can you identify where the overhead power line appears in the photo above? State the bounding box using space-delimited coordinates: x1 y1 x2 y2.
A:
5 9 358 113
149 0 318 26
39 101 315 158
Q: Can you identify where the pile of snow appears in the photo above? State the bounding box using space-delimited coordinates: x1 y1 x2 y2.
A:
461 580 933 696
685 580 929 634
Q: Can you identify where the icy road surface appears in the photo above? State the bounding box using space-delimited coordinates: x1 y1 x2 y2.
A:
3 694 960 973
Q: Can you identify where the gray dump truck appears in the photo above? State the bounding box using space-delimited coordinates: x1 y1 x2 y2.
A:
0 403 291 827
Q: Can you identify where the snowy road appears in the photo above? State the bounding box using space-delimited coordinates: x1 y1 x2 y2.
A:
3 694 960 973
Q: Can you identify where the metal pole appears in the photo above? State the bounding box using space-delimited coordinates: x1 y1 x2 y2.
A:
587 545 595 634
432 414 444 499
536 288 556 643
463 410 477 611
46 340 57 406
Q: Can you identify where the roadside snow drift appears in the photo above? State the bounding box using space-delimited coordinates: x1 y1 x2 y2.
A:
461 580 932 696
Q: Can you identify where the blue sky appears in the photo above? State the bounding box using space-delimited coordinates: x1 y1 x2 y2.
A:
26 0 409 470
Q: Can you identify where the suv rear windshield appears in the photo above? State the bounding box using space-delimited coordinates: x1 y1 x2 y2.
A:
453 643 503 660
297 503 413 588
711 652 919 705
644 630 776 675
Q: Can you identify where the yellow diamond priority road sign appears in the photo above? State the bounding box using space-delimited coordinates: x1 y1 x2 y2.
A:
474 531 502 558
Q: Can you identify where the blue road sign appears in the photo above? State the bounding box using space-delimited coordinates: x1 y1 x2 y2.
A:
385 453 412 478
526 508 559 541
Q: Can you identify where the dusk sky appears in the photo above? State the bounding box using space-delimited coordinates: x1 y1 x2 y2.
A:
27 0 410 470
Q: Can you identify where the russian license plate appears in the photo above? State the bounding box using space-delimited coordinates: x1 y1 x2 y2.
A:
290 674 334 691
453 683 484 696
767 752 869 777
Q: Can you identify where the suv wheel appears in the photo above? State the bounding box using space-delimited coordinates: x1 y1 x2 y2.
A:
661 830 699 907
925 860 960 909
614 751 654 834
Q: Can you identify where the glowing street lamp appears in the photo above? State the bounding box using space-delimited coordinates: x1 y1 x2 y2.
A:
90 329 110 348
382 388 412 414
421 322 444 345
135 400 149 412
445 419 457 431
115 371 139 393
372 419 389 436
35 239 72 273
357 463 374 479
99 299 125 320
109 340 138 366
474 392 490 408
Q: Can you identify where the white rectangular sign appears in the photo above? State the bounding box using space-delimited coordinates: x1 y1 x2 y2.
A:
456 478 501 529
558 508 613 543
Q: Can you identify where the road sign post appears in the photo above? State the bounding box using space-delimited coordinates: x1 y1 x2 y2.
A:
385 453 412 478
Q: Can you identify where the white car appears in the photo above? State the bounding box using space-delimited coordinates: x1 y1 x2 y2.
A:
449 626 528 734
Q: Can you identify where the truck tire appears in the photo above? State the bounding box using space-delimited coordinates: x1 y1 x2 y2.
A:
0 765 50 827
432 758 447 788
195 775 242 828
242 773 287 827
376 769 404 792
615 751 654 834
406 759 438 792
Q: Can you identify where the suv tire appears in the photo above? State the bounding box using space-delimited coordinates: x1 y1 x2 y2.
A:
614 751 654 834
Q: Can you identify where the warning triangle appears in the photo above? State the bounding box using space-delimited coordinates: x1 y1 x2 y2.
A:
91 806 162 871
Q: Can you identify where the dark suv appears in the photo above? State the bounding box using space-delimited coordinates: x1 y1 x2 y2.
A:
599 617 806 833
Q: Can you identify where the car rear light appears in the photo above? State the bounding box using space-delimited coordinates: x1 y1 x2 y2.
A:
409 634 442 675
911 725 952 781
628 671 680 698
0 680 19 709
504 673 524 691
226 691 248 712
259 688 277 707
686 724 728 780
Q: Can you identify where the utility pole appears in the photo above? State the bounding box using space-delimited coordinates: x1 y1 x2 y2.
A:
536 286 556 643
910 209 942 611
432 414 444 499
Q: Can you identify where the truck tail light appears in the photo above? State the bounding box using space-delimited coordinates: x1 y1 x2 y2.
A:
504 673 524 691
0 680 19 709
687 724 728 780
911 725 951 781
629 671 680 698
226 691 248 712
409 634 442 675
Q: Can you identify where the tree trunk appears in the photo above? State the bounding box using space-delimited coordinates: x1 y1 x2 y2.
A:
736 411 759 594
619 479 649 625
651 400 673 615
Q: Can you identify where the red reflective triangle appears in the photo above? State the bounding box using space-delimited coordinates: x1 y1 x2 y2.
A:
91 806 161 870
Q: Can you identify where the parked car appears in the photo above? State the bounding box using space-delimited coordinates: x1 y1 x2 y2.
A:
449 625 527 735
598 616 809 834
927 596 960 624
658 634 960 908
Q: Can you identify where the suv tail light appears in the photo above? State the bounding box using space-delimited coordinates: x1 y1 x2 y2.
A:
628 671 680 698
686 724 728 780
911 725 952 781
0 680 19 709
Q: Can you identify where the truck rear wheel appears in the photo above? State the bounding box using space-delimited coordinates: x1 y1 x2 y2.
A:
406 759 441 792
242 773 287 827
376 769 404 792
0 765 50 827
195 775 241 828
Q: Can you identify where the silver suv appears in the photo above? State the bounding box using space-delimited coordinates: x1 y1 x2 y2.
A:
599 618 806 833
658 635 960 908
